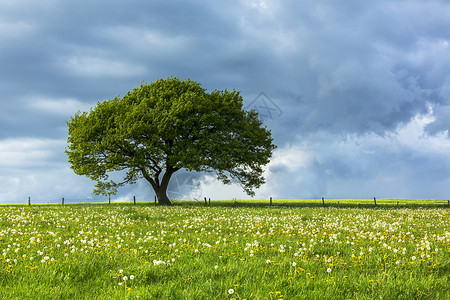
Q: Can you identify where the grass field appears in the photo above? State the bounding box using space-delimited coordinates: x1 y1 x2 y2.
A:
0 200 449 299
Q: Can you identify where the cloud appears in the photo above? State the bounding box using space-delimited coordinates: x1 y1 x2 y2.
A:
259 107 450 199
0 138 97 203
0 138 64 169
1 0 450 202
30 97 93 116
59 55 148 78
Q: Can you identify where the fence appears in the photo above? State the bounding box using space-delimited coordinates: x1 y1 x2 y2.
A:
23 196 450 207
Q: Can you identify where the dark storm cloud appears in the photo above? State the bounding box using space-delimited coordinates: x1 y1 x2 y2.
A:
266 1 450 139
1 0 450 202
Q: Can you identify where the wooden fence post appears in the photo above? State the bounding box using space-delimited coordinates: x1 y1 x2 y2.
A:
209 198 211 206
448 200 449 206
270 197 272 206
374 197 377 206
133 196 136 206
322 197 325 207
62 197 64 206
204 197 207 206
28 197 30 206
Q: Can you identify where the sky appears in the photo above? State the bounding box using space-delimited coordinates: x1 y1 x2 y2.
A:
1 0 450 203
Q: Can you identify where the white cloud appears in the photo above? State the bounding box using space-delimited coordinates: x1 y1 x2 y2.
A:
99 26 191 55
0 138 65 169
0 18 35 40
261 108 450 199
199 175 248 200
59 54 147 78
0 138 97 203
28 97 94 117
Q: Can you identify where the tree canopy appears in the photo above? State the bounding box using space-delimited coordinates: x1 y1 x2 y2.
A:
66 77 276 205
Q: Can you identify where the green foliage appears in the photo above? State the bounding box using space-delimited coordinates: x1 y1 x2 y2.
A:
66 77 276 202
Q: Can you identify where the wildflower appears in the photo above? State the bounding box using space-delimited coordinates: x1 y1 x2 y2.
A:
228 289 234 294
327 268 332 273
119 269 123 274
130 275 134 280
292 262 297 267
123 276 128 281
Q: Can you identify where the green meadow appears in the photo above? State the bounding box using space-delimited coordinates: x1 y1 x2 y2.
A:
0 200 449 299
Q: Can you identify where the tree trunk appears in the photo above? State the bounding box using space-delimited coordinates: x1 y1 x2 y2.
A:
142 168 175 206
153 177 172 206
156 190 172 206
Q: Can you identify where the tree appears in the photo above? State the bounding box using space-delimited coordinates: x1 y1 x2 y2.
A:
66 77 276 205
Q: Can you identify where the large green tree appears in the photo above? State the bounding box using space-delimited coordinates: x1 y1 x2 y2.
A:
66 77 276 205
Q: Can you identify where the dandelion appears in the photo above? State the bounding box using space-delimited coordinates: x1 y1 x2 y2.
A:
228 289 234 294
266 260 271 264
214 265 219 269
327 268 332 273
123 276 128 281
292 262 297 267
119 269 123 274
411 256 416 261
130 275 134 280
